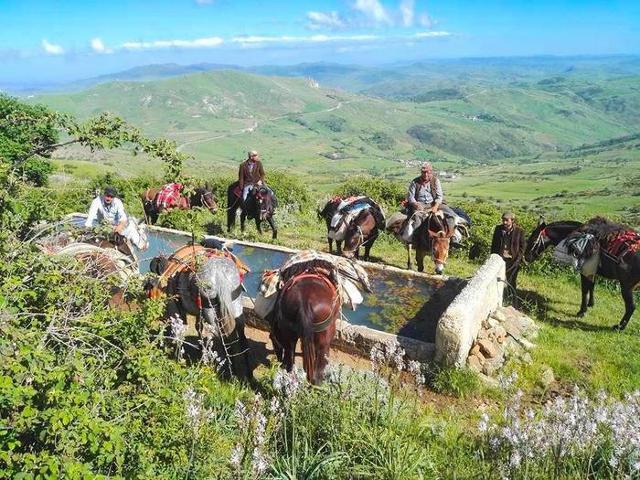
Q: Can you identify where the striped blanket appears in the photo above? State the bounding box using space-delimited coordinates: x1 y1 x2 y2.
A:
254 250 371 319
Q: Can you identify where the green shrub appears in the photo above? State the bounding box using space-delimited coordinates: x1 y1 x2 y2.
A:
333 175 406 210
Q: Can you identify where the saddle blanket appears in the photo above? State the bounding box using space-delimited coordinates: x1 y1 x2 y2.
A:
607 230 640 259
156 183 183 209
253 250 370 319
553 238 600 277
328 196 378 241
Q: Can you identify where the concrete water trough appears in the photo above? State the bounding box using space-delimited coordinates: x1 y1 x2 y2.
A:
70 215 506 366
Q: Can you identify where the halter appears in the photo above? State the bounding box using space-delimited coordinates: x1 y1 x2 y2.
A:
530 227 548 255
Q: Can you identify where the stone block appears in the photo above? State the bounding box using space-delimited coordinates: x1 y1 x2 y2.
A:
478 339 498 359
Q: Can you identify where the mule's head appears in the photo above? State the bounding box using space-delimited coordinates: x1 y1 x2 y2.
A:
524 219 548 263
342 210 375 259
427 215 453 274
194 186 218 214
254 187 275 221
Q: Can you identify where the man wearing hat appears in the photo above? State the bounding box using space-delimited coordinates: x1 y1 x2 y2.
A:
238 150 265 202
491 211 526 306
85 186 128 234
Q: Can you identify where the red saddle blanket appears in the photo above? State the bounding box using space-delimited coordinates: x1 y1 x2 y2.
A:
156 183 184 209
606 230 640 258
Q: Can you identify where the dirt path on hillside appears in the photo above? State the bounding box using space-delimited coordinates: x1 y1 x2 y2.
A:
176 98 357 152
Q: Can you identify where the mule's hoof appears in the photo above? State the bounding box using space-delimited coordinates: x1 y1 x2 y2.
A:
576 310 586 318
613 323 625 331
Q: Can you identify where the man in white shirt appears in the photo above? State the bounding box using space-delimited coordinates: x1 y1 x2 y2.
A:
85 186 128 234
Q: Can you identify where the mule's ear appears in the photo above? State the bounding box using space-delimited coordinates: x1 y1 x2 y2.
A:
537 216 545 227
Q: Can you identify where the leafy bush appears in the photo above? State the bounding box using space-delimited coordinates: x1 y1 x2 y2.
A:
333 175 406 210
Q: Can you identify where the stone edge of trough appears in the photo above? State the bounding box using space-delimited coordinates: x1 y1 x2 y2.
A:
435 254 506 368
69 215 499 366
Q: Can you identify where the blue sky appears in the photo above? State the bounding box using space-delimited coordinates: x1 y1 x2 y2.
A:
0 0 639 85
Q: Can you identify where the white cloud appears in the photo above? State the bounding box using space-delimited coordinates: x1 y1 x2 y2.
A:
307 11 346 30
90 37 113 54
399 0 414 27
353 0 392 25
231 34 378 46
41 39 64 55
121 36 224 50
414 31 451 38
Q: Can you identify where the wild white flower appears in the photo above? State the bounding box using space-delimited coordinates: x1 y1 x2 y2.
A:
273 367 303 398
183 386 211 433
407 360 425 385
169 314 186 341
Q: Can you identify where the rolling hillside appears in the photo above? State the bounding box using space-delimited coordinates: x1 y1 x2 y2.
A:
35 67 637 190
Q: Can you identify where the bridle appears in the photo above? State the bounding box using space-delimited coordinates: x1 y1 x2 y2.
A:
529 227 548 259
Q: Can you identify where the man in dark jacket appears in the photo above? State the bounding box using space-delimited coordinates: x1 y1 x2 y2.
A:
491 211 526 307
238 150 265 202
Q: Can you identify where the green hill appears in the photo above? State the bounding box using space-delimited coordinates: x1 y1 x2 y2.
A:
35 67 637 189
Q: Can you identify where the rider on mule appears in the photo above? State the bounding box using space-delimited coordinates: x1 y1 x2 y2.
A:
406 162 457 229
85 186 147 254
490 211 526 307
85 186 127 234
238 150 265 203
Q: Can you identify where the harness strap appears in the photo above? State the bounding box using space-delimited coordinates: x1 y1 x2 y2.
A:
281 272 340 334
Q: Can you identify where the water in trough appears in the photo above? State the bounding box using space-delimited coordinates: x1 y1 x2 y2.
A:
71 217 462 343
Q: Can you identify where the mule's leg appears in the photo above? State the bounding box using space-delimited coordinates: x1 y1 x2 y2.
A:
615 282 636 331
240 212 246 232
577 275 593 317
227 207 235 233
229 315 253 381
267 217 277 240
588 277 596 308
364 235 377 261
416 248 425 273
328 237 334 254
336 241 343 255
407 245 413 270
283 337 297 372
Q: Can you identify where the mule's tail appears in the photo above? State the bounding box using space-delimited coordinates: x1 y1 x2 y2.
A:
299 302 317 385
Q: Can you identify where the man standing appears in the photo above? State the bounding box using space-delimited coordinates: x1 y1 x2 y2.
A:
491 212 526 307
238 150 265 202
85 186 127 234
406 162 443 214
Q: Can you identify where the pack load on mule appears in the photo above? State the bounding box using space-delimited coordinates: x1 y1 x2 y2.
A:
141 182 217 225
386 206 470 247
34 213 149 283
553 232 600 276
155 182 187 209
525 216 640 330
255 249 372 385
146 244 252 379
253 250 372 320
325 196 385 242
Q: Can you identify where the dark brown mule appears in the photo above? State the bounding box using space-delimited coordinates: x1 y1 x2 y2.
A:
227 182 278 239
525 219 640 330
141 185 217 224
271 271 340 385
319 197 385 260
412 212 455 274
